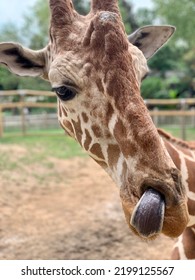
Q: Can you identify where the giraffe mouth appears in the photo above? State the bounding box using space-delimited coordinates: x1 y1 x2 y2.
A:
130 188 165 239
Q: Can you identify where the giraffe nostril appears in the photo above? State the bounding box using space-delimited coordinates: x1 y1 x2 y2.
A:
130 188 165 238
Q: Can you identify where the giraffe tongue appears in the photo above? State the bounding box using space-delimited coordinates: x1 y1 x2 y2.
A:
130 188 165 238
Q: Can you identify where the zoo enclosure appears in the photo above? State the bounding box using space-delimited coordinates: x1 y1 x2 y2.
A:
0 90 58 137
0 90 195 140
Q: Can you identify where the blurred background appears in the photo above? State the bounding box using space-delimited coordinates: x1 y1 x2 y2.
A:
0 0 194 260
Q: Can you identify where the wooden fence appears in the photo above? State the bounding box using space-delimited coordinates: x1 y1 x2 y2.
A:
0 90 57 137
146 98 195 140
0 90 195 139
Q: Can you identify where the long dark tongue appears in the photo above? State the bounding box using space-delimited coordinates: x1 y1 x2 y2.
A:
130 188 165 238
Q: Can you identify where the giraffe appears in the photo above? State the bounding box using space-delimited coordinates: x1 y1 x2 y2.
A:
0 0 192 259
157 129 195 259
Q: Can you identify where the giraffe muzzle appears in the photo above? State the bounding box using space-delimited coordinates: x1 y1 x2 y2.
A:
130 188 165 239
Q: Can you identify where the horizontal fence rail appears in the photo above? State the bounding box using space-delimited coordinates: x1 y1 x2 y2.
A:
1 90 195 139
0 90 54 97
0 90 58 137
0 102 56 109
145 98 195 105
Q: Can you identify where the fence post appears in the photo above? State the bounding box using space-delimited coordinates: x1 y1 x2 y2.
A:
191 107 195 128
153 107 159 127
43 111 48 129
180 99 187 140
19 90 26 136
0 106 3 137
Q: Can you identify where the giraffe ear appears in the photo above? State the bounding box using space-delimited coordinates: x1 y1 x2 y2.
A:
128 25 176 60
0 42 47 78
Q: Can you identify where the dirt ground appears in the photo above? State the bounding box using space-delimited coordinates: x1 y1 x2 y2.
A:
0 148 176 260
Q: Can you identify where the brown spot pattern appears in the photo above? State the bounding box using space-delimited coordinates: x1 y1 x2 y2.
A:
91 157 108 169
171 247 180 260
81 101 90 109
105 103 114 127
182 227 195 259
186 158 195 193
91 124 102 138
90 143 105 161
82 112 89 123
96 78 104 92
61 105 68 117
164 140 181 170
158 128 195 151
107 144 121 169
62 120 75 136
188 198 195 216
72 118 82 145
58 104 62 118
114 118 128 139
113 118 137 158
83 129 92 151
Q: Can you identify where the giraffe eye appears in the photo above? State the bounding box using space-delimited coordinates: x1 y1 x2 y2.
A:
52 86 77 101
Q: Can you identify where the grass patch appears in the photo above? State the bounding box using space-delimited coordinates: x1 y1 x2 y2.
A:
0 134 86 163
158 126 195 141
0 130 87 186
0 126 194 170
0 152 19 171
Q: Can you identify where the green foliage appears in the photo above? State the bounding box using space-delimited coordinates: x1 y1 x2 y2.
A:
0 23 23 43
22 0 49 49
137 1 195 99
0 65 50 91
141 76 167 99
183 49 195 96
18 77 50 91
119 0 138 33
0 134 85 159
135 8 155 26
73 0 89 15
153 0 195 48
148 45 183 75
22 0 89 49
0 67 19 90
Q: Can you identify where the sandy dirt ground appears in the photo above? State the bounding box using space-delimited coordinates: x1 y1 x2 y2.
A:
0 148 176 260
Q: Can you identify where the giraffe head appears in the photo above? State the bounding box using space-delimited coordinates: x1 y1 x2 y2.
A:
0 0 189 240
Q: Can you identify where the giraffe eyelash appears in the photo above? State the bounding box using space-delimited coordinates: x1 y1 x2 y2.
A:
52 86 77 101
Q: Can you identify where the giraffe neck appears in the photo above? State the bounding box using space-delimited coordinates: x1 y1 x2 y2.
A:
150 129 195 260
171 226 195 259
58 99 194 257
58 98 177 192
58 100 127 187
159 129 195 227
158 128 195 150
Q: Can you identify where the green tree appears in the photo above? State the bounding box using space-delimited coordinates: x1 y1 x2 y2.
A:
152 0 195 97
0 68 19 90
73 0 89 15
153 0 195 48
141 76 167 99
135 8 155 26
22 0 49 49
0 23 22 43
119 0 138 33
22 0 89 49
149 45 184 77
0 24 24 90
